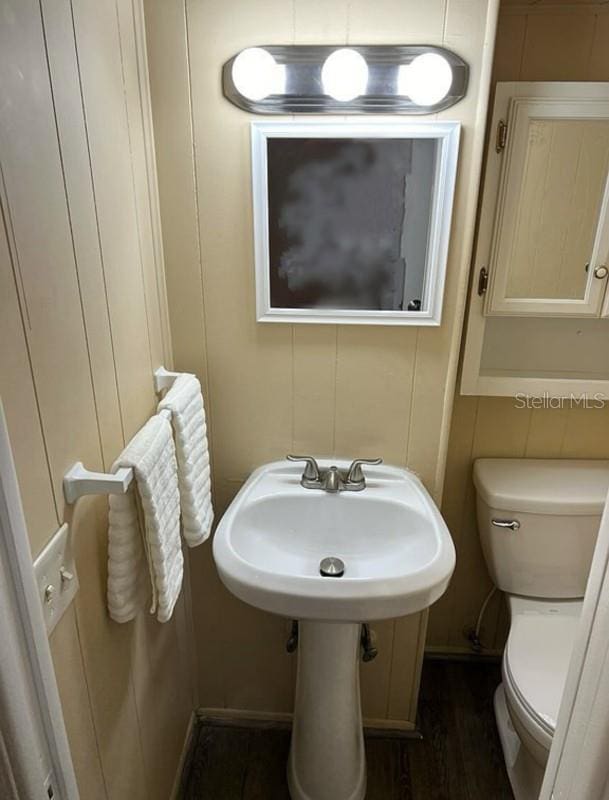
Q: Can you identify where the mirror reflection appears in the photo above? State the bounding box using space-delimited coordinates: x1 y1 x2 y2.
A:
267 137 437 313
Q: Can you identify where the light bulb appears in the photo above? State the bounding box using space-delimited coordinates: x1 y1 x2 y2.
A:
398 53 453 106
321 48 369 102
232 47 285 101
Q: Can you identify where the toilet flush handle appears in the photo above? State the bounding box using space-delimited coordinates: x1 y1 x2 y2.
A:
491 518 521 532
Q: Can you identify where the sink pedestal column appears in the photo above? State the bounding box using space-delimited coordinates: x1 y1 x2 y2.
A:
288 621 366 800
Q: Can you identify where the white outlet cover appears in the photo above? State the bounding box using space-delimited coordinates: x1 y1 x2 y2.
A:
33 523 79 635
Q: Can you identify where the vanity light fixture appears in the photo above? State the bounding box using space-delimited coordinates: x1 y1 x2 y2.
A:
321 48 369 102
231 47 286 101
397 52 454 107
223 44 468 114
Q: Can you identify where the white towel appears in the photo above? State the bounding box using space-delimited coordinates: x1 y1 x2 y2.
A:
107 414 183 623
159 373 213 547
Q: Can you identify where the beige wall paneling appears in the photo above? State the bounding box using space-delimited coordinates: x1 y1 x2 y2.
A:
426 395 480 649
290 4 341 464
139 0 201 716
524 406 570 458
452 397 532 648
291 325 338 455
143 0 209 383
1 0 194 797
39 0 124 471
491 12 526 83
129 611 193 799
50 606 107 800
0 218 58 553
68 496 149 800
333 327 418 464
52 1 188 795
520 9 597 81
184 0 301 718
115 0 171 373
420 0 501 500
560 404 609 458
434 0 609 656
347 0 447 44
589 13 609 81
0 0 104 515
114 4 197 784
126 0 174 370
145 0 500 727
0 3 147 797
71 0 157 439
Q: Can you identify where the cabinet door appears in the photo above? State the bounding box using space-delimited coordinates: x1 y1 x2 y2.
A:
486 96 609 317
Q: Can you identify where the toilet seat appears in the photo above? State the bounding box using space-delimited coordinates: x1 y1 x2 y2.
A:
502 598 582 761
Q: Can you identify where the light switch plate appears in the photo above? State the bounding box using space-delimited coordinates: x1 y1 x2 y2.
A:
33 523 79 635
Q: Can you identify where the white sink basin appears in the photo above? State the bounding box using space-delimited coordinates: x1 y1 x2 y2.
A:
213 459 455 622
212 457 456 800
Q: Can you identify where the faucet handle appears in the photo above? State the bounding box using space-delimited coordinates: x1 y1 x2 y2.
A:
287 455 320 481
345 458 382 486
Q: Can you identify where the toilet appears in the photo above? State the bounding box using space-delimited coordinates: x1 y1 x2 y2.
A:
473 458 609 800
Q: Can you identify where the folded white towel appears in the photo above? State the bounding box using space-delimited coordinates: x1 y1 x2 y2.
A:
159 373 213 547
107 414 183 623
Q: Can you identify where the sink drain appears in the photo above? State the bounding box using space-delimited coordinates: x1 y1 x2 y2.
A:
319 557 345 577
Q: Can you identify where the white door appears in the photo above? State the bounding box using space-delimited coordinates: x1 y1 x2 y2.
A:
0 401 79 800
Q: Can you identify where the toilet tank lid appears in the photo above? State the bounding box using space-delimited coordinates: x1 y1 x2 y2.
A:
473 459 609 515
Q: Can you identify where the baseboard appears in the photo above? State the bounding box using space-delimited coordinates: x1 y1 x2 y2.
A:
170 711 197 800
198 708 293 730
197 707 419 737
425 645 503 661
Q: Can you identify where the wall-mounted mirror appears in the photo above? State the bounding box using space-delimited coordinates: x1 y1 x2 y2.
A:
485 94 609 317
251 121 460 325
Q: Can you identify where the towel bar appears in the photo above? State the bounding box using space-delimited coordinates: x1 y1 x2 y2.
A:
63 462 134 504
63 408 173 504
154 366 181 393
63 367 180 504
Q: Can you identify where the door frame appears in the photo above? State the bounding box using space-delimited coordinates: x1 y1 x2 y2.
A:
541 486 609 799
0 400 79 800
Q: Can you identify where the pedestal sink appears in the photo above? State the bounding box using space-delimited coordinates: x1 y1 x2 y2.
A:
213 458 455 800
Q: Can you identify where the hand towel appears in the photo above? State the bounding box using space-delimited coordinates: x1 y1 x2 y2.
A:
159 373 214 547
107 414 183 623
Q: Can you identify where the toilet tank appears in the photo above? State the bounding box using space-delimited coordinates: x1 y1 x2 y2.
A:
473 459 609 599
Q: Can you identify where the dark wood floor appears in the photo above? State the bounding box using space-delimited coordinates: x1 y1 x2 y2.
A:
180 660 513 800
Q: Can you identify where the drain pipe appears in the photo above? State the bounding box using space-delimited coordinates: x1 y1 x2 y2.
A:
360 624 378 662
287 620 379 662
286 620 299 653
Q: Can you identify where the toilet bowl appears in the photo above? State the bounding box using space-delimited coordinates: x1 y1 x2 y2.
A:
473 458 609 800
497 596 581 797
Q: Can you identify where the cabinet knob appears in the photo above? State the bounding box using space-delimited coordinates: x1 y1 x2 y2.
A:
594 265 608 280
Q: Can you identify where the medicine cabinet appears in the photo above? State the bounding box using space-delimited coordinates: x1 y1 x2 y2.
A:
462 82 609 398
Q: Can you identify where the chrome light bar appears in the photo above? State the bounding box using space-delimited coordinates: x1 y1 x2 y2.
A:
223 44 468 115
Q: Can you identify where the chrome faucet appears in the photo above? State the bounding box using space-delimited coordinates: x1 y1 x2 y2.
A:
322 465 342 493
287 455 382 492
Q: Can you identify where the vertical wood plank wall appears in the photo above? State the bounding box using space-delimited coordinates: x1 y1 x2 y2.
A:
144 0 499 729
0 1 194 798
429 0 609 655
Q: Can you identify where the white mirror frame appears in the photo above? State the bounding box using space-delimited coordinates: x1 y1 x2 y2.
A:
251 120 460 326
